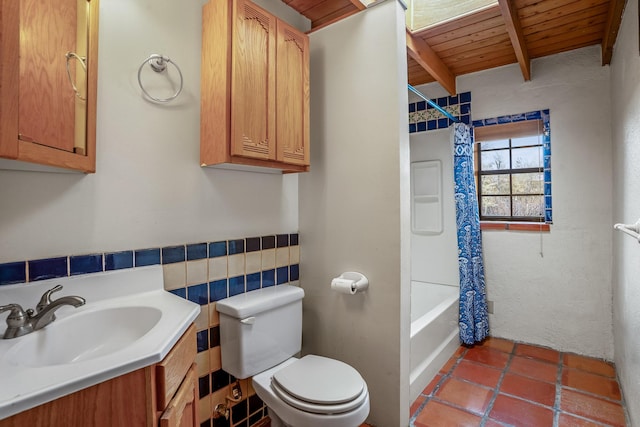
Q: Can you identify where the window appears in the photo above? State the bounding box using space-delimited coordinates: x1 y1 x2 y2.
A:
474 119 548 224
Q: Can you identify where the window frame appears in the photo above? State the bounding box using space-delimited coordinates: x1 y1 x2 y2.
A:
474 120 547 224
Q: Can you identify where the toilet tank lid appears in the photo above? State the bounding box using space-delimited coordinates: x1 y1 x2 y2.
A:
216 285 304 318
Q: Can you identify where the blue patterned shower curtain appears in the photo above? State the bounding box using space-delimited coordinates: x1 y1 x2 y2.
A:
453 123 490 345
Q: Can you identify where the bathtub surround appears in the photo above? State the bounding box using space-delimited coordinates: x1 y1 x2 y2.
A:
414 44 613 361
408 91 472 132
301 2 411 426
610 0 640 425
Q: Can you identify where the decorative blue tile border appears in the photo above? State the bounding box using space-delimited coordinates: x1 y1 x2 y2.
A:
0 233 300 286
473 109 552 223
409 91 472 133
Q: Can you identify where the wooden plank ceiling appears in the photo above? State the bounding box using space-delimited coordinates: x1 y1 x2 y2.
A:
285 0 626 95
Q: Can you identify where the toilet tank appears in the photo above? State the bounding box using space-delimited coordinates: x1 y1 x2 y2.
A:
216 285 304 379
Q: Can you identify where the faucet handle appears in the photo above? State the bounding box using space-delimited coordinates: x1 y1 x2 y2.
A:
1 304 33 339
36 284 63 312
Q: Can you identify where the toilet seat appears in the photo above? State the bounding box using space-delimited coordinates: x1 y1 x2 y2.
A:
270 355 368 415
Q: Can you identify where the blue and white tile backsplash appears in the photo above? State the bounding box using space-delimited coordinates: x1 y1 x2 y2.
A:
409 91 472 133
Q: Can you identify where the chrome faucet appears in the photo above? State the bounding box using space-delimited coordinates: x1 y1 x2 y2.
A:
0 285 85 339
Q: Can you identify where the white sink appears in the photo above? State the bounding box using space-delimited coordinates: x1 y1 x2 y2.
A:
5 306 162 367
0 266 200 420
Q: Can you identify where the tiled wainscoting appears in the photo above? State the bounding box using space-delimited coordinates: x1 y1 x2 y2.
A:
0 233 300 427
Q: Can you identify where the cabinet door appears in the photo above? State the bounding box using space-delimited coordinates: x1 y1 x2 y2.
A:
159 365 198 427
275 21 309 167
230 0 276 161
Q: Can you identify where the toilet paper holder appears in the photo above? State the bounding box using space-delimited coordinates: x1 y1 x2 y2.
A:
331 272 369 295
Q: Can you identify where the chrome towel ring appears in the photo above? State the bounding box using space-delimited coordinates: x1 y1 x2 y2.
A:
137 54 183 103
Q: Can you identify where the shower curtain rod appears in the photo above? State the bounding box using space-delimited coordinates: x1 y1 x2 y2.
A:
408 84 460 124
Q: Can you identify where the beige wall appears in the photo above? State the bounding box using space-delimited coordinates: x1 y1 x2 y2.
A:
610 0 640 425
301 2 411 425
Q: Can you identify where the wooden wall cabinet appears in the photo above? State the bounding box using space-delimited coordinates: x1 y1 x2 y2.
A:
0 325 198 427
0 0 99 173
201 0 310 173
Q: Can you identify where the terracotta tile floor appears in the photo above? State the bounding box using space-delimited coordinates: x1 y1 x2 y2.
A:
410 338 628 427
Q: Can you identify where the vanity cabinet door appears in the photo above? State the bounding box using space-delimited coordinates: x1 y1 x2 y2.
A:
159 365 198 427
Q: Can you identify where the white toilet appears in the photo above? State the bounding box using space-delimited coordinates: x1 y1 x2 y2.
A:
216 285 370 427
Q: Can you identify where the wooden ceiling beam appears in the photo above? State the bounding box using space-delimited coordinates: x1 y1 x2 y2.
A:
601 0 627 65
498 0 531 81
406 31 456 95
349 0 367 11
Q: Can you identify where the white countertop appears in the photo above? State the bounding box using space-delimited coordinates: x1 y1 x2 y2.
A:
0 265 200 420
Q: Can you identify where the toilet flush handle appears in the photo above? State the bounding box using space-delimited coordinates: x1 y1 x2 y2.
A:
240 317 255 325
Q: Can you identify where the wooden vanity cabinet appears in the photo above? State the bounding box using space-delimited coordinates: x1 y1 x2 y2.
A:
201 0 310 173
0 325 198 427
0 0 98 173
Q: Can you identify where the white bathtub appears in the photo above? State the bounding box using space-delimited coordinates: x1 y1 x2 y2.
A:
410 281 460 403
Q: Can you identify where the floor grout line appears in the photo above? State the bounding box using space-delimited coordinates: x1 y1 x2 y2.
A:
410 340 628 427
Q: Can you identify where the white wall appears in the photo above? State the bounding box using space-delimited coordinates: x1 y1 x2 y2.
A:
410 128 460 286
0 0 308 263
300 2 411 425
417 44 614 359
610 0 640 424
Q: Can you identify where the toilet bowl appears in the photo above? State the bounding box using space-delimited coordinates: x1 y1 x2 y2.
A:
215 285 370 427
252 356 370 427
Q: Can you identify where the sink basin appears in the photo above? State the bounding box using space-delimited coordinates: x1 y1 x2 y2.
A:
4 306 162 367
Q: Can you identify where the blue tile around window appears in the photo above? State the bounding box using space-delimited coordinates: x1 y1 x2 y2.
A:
461 115 471 125
484 117 498 125
262 269 275 288
135 248 160 267
188 283 208 305
162 245 185 264
246 272 261 291
497 115 512 124
70 254 103 276
229 276 245 296
228 239 245 255
209 241 227 258
187 243 207 261
105 251 133 271
29 257 68 281
525 111 541 120
276 266 289 285
0 261 26 285
290 264 299 282
209 279 228 302
472 120 484 127
512 113 526 122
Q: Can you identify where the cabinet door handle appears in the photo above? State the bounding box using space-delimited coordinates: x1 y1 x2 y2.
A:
240 317 255 325
65 52 87 101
